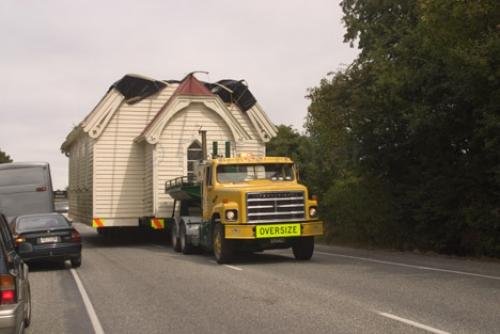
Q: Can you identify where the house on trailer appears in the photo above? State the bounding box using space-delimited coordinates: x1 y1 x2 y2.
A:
61 73 277 230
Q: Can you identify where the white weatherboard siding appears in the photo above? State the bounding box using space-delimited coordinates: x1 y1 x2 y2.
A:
235 140 265 156
143 144 154 216
228 104 260 140
91 88 173 226
154 104 234 217
228 104 265 156
68 135 94 224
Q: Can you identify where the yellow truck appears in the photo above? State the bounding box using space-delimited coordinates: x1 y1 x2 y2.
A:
166 154 323 263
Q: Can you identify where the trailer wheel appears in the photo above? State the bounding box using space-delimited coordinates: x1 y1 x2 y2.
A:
292 237 314 260
171 224 181 252
180 222 193 254
213 224 232 264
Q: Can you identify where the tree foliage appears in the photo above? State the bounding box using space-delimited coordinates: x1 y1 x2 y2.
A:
266 125 316 187
0 149 12 163
305 0 500 255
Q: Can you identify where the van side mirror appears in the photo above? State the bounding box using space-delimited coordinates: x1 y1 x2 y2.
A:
17 242 33 255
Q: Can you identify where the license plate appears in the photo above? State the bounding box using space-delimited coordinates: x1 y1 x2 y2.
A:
255 224 301 238
38 236 60 244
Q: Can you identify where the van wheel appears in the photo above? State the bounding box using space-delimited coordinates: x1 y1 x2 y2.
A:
24 282 31 328
213 224 232 264
171 224 181 252
292 237 314 260
71 255 82 268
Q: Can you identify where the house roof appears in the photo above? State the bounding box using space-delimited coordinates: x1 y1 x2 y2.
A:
137 73 212 139
175 73 213 96
137 73 255 143
61 72 276 153
108 73 258 112
110 74 167 104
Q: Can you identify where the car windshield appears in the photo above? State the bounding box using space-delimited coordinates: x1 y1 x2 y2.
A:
16 215 69 232
217 163 294 183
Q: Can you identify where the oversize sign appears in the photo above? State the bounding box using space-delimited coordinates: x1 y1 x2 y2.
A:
255 223 301 238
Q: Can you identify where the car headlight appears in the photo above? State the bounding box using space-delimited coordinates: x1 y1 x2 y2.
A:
309 206 318 218
225 210 237 221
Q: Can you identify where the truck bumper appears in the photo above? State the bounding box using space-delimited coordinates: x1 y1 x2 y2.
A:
224 221 323 239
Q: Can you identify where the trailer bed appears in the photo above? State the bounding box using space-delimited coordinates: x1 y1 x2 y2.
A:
165 176 201 201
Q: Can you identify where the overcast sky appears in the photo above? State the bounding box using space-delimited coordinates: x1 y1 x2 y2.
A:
0 0 358 189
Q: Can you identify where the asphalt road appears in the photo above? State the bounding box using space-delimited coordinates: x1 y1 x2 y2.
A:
25 223 500 334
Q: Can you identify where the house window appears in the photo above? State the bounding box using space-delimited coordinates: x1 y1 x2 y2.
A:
187 141 202 181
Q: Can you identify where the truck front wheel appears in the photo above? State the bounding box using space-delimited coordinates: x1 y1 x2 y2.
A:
292 237 314 260
213 224 232 264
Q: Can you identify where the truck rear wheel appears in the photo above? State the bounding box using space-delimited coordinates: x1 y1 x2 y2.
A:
213 224 232 264
171 224 181 252
292 237 314 260
180 223 193 254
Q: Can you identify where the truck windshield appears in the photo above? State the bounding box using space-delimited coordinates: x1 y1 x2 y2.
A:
217 164 294 183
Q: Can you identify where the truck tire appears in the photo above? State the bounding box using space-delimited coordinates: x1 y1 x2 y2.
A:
213 223 232 264
180 222 193 254
171 224 181 253
292 237 314 260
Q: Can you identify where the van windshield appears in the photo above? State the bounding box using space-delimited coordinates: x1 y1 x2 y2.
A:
217 164 294 183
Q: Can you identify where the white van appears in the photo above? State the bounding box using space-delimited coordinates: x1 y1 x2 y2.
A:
0 162 54 222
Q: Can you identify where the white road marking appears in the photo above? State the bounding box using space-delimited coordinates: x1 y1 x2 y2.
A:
378 312 450 334
316 251 500 281
70 269 105 334
224 264 243 271
209 260 243 271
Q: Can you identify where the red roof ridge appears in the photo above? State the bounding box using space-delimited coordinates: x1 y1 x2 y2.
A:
138 73 213 140
175 73 213 97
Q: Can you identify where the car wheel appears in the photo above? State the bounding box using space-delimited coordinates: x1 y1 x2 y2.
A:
180 223 193 254
24 282 31 328
291 237 314 260
71 255 82 268
213 224 232 264
171 224 181 252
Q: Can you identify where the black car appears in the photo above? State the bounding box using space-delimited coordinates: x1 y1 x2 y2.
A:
12 213 82 268
0 213 31 334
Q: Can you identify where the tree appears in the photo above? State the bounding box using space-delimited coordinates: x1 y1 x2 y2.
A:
306 0 500 255
0 149 12 163
266 125 315 187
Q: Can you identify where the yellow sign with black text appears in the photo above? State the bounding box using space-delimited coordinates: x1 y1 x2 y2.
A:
255 223 301 238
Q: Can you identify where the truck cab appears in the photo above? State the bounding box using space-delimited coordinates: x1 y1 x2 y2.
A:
167 155 323 263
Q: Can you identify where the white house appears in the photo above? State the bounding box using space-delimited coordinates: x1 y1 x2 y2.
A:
61 73 277 229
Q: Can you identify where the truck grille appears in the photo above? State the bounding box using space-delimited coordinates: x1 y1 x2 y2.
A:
246 191 305 223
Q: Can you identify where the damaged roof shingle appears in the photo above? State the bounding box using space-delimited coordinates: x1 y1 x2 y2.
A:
111 73 257 112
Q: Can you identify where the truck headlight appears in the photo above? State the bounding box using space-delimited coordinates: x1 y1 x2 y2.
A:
225 210 237 221
309 206 318 218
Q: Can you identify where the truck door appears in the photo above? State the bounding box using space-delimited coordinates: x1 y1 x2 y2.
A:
200 165 214 248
